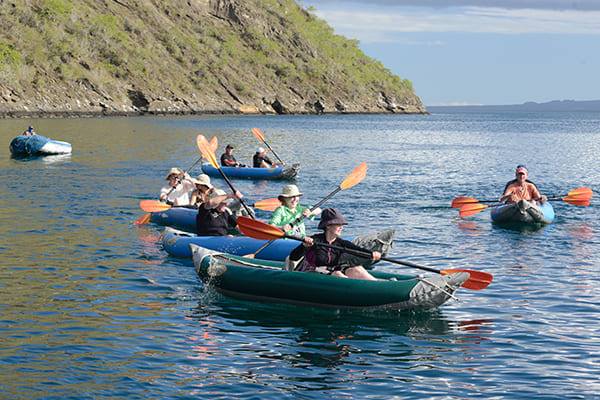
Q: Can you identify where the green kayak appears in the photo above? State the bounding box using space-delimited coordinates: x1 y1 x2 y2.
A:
191 245 468 311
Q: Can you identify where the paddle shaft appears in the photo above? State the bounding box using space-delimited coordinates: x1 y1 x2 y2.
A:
215 167 254 216
250 186 342 258
280 234 451 275
262 140 283 164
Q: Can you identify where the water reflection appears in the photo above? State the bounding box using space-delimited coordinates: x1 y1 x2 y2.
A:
188 294 493 371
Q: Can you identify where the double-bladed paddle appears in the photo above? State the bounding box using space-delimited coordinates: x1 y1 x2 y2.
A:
244 161 367 259
237 216 492 290
139 197 281 213
252 128 284 164
452 186 593 208
457 187 593 217
197 134 254 216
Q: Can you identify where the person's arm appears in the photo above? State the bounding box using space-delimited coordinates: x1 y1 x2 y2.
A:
269 206 286 227
499 186 514 202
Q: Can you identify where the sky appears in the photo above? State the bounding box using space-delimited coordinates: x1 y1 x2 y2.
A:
299 1 600 106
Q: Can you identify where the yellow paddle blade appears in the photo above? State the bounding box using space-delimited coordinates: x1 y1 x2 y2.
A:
140 200 171 212
237 216 285 240
459 203 488 217
196 134 219 168
134 213 152 225
451 196 479 208
253 198 282 211
563 196 591 206
568 187 593 198
210 136 218 152
340 161 367 190
251 128 265 142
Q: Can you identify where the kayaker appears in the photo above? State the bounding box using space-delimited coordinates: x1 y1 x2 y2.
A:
289 208 380 280
499 164 548 204
253 147 284 168
196 189 244 236
270 184 321 238
190 174 216 207
220 144 246 167
23 126 37 136
159 167 195 206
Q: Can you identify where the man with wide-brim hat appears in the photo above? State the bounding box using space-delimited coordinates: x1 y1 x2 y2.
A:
159 167 195 206
289 208 380 280
269 185 321 238
196 188 244 236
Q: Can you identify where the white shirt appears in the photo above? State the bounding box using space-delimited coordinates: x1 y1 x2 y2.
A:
160 178 195 206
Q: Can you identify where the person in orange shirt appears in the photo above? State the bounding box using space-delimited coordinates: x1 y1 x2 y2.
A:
499 164 548 204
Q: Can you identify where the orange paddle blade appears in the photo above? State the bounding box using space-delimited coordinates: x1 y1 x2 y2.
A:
251 128 265 142
441 269 493 290
237 216 285 240
140 200 171 212
253 198 282 211
459 203 489 217
210 136 218 152
340 161 367 190
563 196 591 206
568 187 593 198
451 196 479 208
196 134 219 168
134 213 152 225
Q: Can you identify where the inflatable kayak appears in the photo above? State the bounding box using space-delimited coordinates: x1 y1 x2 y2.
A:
9 134 72 157
191 245 468 311
491 200 555 225
201 163 300 180
149 201 253 232
162 227 395 262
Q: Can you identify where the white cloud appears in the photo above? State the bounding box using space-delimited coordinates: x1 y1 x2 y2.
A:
309 7 600 42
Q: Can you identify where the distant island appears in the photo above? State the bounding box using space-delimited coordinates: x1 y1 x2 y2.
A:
427 99 600 113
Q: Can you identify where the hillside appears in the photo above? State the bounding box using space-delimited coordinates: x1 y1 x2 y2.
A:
0 0 426 117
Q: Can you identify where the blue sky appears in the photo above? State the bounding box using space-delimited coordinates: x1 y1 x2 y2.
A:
299 1 600 106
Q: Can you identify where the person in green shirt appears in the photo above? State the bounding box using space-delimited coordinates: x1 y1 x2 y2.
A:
269 185 321 237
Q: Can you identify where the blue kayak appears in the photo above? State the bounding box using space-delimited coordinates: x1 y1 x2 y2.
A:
162 227 396 262
491 200 555 225
148 201 253 232
9 134 72 157
150 207 197 232
201 163 299 180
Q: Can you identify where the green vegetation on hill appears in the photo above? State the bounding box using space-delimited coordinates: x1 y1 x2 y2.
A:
0 0 425 116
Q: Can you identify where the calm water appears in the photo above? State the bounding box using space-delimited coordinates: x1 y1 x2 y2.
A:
1 112 599 399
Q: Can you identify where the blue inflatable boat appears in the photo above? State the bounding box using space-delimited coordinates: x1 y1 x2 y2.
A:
491 200 555 225
162 227 396 262
201 163 299 180
9 134 72 157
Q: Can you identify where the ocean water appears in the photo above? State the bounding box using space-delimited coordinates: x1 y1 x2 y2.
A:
1 112 599 399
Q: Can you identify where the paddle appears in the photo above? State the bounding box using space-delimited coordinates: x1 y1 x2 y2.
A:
135 136 219 225
237 216 492 290
459 192 593 217
139 198 281 213
196 134 254 216
452 186 593 208
252 128 284 164
244 161 367 259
